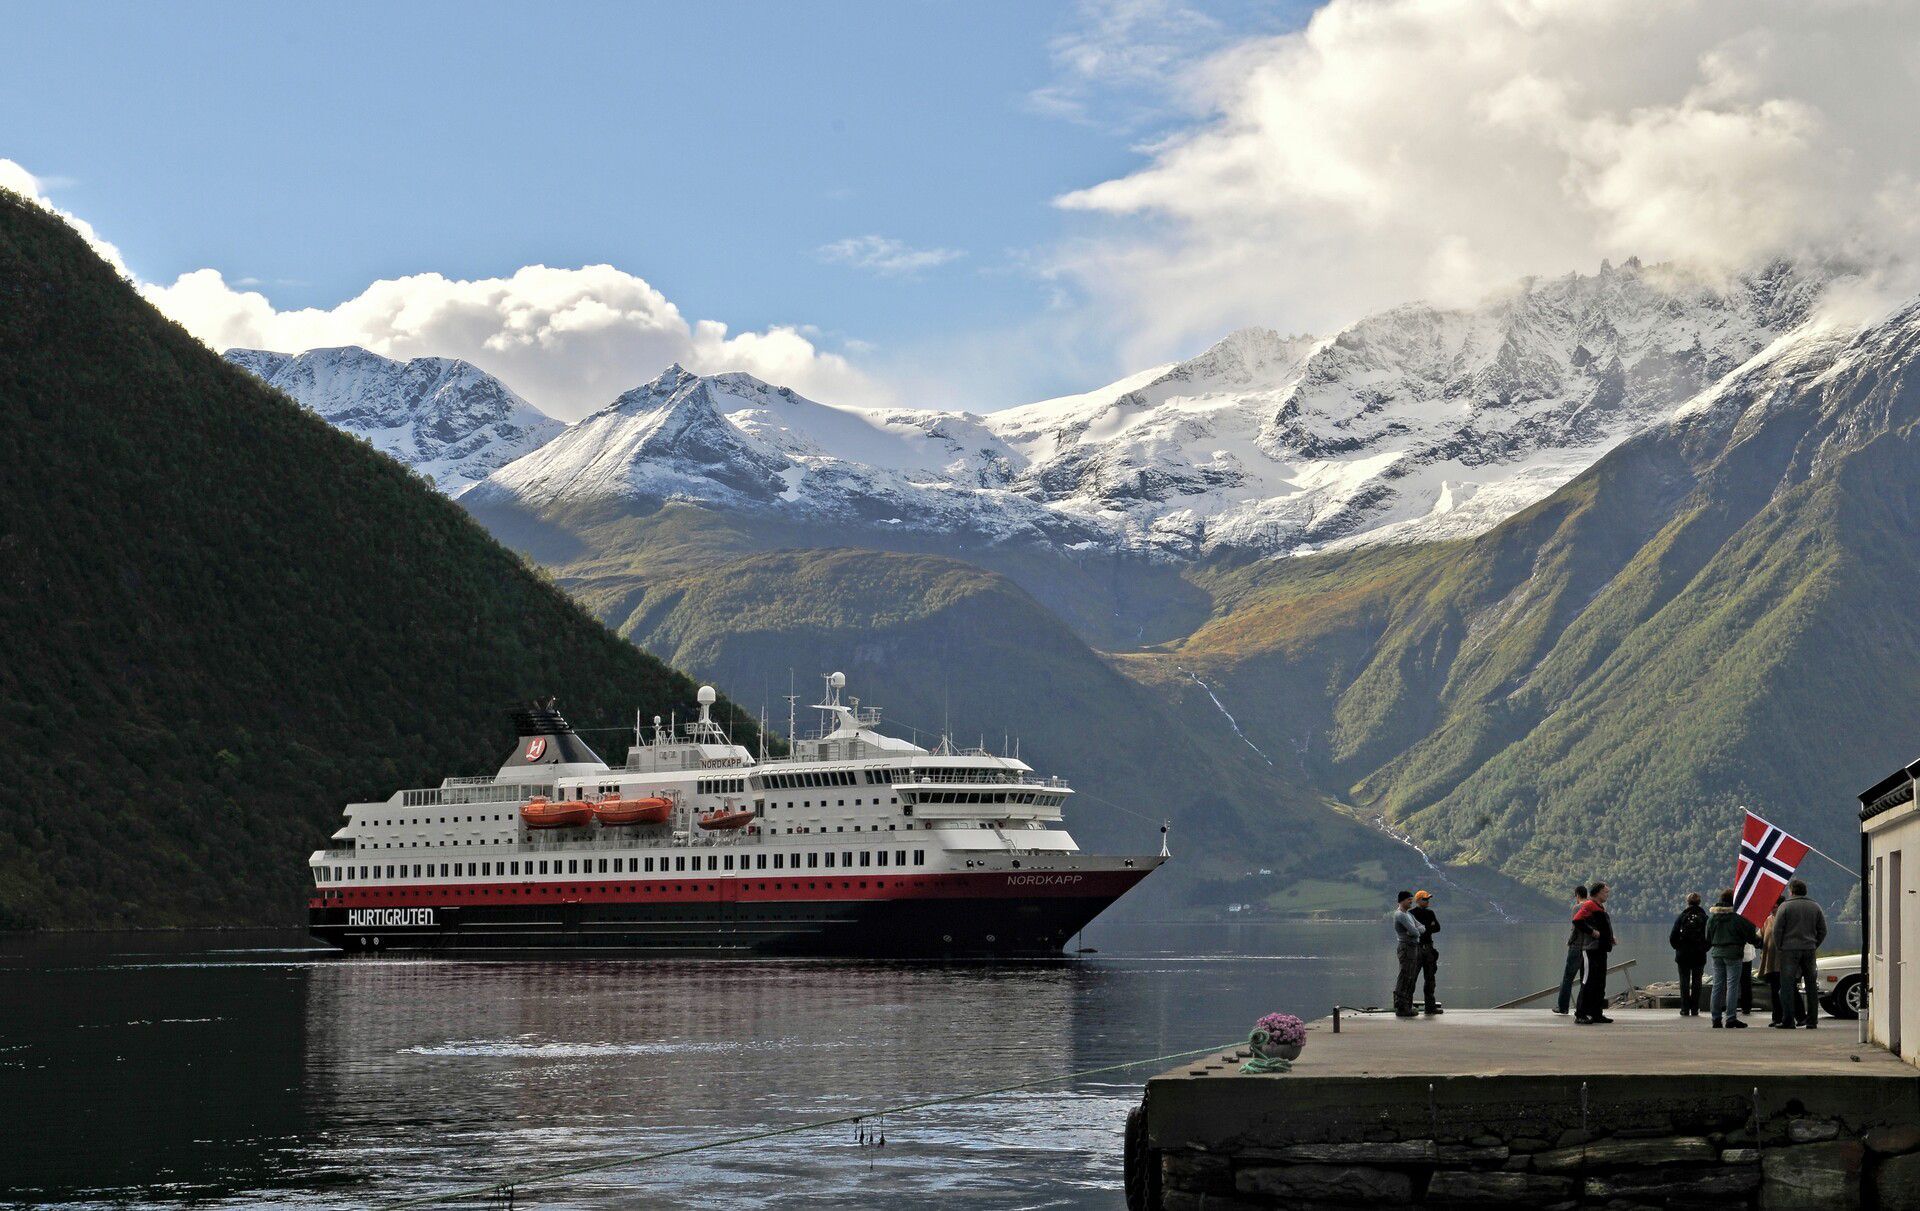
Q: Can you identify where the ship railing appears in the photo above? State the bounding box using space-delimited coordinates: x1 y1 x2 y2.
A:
901 771 1069 787
403 783 554 808
443 775 500 787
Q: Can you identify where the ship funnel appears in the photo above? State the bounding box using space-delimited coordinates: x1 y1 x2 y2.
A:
502 702 605 770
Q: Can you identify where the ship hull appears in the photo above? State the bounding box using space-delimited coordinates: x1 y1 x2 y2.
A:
307 863 1158 958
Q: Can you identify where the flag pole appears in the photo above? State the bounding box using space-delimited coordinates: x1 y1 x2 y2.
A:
1739 806 1860 882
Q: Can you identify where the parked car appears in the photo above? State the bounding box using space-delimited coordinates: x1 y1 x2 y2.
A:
1696 953 1865 1019
1818 953 1866 1019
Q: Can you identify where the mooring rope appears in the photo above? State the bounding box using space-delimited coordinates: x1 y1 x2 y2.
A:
379 1041 1241 1208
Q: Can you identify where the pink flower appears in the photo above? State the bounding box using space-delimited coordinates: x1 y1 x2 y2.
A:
1255 1013 1306 1046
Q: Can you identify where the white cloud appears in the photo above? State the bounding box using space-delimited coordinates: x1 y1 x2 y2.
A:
4 158 885 421
1053 0 1920 362
0 158 129 278
1029 0 1229 128
817 234 965 276
138 263 887 420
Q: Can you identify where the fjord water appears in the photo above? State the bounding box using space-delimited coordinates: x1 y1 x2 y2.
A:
1 920 1857 1209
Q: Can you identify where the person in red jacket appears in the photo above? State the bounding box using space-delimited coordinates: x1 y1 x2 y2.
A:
1571 882 1616 1024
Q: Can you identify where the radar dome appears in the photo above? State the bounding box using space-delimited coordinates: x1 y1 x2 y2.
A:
696 685 717 705
829 671 847 689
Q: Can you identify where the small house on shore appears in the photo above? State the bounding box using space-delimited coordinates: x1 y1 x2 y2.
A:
1859 762 1920 1065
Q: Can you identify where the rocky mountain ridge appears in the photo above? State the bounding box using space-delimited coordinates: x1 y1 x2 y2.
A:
462 258 1832 557
223 346 563 494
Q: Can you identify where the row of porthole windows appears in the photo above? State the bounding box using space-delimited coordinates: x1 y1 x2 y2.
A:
317 849 930 883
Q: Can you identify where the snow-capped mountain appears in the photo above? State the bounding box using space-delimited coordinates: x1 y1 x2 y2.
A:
471 365 1104 544
985 258 1828 553
470 259 1830 557
224 347 563 494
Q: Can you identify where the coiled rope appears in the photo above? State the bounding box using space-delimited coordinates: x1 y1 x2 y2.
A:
380 1041 1241 1208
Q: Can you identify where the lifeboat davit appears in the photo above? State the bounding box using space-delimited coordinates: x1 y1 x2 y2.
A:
696 808 756 831
521 797 593 829
590 795 672 826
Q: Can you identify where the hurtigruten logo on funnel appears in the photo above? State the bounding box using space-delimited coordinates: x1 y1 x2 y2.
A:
525 737 547 761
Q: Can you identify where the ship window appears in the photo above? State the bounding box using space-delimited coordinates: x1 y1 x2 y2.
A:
807 853 818 869
897 850 906 865
913 850 925 865
386 865 395 878
838 800 846 807
511 862 520 875
843 852 853 867
676 857 686 872
724 856 734 871
825 852 836 868
614 859 623 873
707 856 718 871
860 853 870 867
598 859 608 873
413 864 422 877
876 852 887 867
644 858 654 872
538 861 548 874
757 855 767 869
482 863 491 876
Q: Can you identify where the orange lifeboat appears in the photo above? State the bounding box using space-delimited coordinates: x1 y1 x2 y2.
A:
590 795 673 826
696 808 756 831
521 796 593 829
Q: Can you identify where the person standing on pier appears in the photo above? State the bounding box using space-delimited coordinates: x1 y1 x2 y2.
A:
1572 882 1616 1024
1705 888 1760 1029
1554 884 1589 1015
1760 893 1788 1027
1411 890 1443 1015
1668 892 1709 1016
1773 879 1828 1028
1392 890 1426 1018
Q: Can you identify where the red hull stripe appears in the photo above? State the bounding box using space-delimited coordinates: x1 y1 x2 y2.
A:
308 869 1145 910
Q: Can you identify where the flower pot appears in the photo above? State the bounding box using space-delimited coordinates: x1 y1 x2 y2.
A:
1249 1030 1303 1061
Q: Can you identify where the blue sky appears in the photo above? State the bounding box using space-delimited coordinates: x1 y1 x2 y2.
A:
4 1 1311 412
10 3 1895 418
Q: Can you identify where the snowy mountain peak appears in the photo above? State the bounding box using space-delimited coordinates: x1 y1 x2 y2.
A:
225 345 563 495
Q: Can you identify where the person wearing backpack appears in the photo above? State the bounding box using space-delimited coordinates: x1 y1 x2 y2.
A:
1705 888 1761 1029
1668 892 1709 1016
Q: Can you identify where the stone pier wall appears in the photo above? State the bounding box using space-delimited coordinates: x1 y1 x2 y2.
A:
1139 1107 1920 1210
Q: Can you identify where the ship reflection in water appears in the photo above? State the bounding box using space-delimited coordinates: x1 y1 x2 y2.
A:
4 920 1842 1208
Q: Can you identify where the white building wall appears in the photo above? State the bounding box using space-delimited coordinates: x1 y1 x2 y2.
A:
1865 801 1920 1068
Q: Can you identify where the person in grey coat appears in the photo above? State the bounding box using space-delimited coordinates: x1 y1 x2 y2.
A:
1392 890 1426 1018
1772 878 1829 1027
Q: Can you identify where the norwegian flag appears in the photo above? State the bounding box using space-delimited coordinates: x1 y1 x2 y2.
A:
1733 809 1810 928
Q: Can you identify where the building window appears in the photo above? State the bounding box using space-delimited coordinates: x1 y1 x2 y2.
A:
1876 856 1886 957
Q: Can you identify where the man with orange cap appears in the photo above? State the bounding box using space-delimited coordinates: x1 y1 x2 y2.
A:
1411 890 1443 1015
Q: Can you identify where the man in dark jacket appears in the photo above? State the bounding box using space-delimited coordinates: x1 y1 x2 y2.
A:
1572 882 1616 1024
1554 884 1588 1015
1392 890 1426 1017
1669 892 1709 1016
1411 890 1442 1015
1773 879 1829 1028
1705 888 1761 1028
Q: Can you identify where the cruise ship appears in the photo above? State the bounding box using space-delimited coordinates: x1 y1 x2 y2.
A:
307 674 1166 955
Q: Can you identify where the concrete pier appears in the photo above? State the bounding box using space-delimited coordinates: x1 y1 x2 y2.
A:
1129 1009 1920 1210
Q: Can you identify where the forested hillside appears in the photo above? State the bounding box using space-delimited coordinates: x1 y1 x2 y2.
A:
0 190 760 929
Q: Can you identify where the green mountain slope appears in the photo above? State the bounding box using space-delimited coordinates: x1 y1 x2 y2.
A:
482 496 1551 917
1160 321 1920 915
0 191 760 929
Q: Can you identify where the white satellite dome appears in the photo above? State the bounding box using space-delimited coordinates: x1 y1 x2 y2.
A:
696 685 717 705
829 671 847 689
